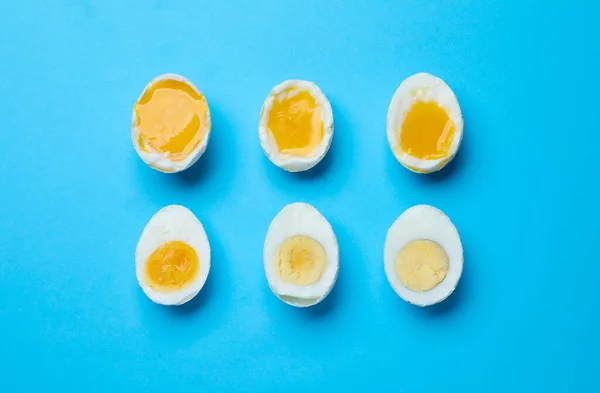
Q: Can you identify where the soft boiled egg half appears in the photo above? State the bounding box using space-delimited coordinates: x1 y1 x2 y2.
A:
132 74 211 173
264 203 339 307
387 73 463 174
259 80 334 172
384 205 463 306
136 205 211 306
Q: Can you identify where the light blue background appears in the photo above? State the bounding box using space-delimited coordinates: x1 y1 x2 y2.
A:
1 1 599 391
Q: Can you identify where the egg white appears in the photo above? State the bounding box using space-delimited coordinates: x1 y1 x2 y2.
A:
263 202 339 307
132 73 212 173
135 205 211 306
259 80 334 172
384 205 463 306
387 72 463 173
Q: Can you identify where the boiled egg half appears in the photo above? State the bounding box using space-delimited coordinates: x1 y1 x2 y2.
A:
132 73 211 173
259 80 333 172
264 203 339 307
387 73 463 173
384 205 463 306
136 205 211 306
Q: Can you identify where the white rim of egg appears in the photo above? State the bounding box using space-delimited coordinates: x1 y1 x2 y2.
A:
135 205 211 306
263 202 339 307
384 205 463 307
132 73 212 173
386 72 463 173
258 80 334 172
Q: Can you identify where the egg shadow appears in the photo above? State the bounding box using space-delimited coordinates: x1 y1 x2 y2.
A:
303 261 344 318
297 135 336 180
177 107 227 184
419 130 470 184
406 248 472 318
385 123 472 190
266 267 343 319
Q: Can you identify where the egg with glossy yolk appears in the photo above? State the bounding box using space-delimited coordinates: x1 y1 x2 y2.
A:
132 74 211 173
135 205 211 305
259 80 334 172
264 203 339 307
384 205 463 307
387 73 463 174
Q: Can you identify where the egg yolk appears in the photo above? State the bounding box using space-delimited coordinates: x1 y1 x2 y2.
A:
267 89 324 156
145 240 199 292
134 79 209 162
396 239 448 292
400 101 455 159
274 235 327 286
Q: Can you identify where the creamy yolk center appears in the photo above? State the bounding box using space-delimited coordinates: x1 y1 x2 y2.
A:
145 240 199 291
396 239 448 292
267 89 324 156
134 79 208 162
274 235 327 286
400 101 455 159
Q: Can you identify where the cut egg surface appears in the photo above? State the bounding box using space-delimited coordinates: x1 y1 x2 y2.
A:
132 73 211 173
264 203 339 307
384 205 463 306
387 72 463 173
259 80 333 172
136 205 211 306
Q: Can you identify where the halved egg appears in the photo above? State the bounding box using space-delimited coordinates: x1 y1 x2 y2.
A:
384 205 463 306
263 203 339 307
387 73 463 174
132 73 211 173
135 205 211 306
259 80 334 172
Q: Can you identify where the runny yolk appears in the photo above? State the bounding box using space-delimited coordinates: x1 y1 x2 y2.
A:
274 235 327 286
395 239 449 292
134 79 208 162
400 101 455 160
267 89 324 156
145 240 199 292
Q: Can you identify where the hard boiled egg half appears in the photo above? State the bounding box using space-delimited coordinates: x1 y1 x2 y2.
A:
387 73 463 174
259 80 334 172
384 205 463 306
264 203 339 307
132 74 211 173
136 205 211 306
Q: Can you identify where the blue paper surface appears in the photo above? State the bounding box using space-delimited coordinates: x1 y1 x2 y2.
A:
1 1 599 391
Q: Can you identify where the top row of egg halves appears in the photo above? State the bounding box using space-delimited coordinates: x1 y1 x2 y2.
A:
131 73 464 174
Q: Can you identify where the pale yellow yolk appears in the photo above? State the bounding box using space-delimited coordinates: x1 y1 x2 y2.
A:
395 239 448 292
267 89 324 156
145 240 199 292
134 79 208 162
274 235 327 286
400 101 455 159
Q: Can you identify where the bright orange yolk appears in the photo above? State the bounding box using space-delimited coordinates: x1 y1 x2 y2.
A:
400 101 455 159
134 79 208 162
145 240 199 292
267 89 324 156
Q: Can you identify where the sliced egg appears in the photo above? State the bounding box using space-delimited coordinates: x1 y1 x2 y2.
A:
135 205 210 306
259 80 334 172
387 73 463 174
384 205 463 306
263 203 339 307
132 73 211 173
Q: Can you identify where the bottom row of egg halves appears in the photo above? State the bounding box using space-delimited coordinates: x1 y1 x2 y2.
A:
135 203 463 307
